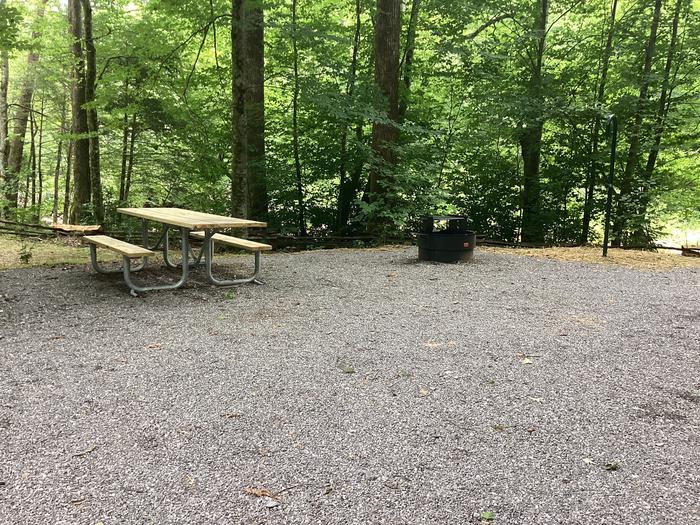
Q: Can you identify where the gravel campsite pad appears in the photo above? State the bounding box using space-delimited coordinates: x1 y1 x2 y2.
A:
1 247 698 524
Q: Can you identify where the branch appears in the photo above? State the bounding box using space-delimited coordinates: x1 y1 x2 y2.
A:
546 0 585 36
183 25 211 97
466 13 513 40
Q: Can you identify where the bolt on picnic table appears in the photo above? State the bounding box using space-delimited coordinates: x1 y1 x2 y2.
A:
82 207 270 295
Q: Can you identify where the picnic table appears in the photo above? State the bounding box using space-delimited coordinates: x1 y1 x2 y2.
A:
83 207 270 295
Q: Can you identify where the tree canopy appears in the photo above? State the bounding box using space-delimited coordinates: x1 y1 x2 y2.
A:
1 0 698 245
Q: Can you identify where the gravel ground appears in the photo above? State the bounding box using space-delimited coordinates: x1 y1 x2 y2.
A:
0 247 698 525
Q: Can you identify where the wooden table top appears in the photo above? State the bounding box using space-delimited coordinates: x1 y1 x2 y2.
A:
117 207 267 230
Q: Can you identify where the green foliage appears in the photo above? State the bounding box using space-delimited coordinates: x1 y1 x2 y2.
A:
2 0 698 246
0 2 21 50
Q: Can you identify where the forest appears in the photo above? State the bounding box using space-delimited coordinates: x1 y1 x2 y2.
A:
0 0 698 245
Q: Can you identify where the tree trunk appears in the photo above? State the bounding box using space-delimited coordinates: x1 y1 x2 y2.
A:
231 0 248 219
291 0 305 235
36 96 44 219
27 107 37 209
368 0 401 228
69 0 91 224
0 44 8 198
336 0 362 232
518 0 547 244
4 0 48 217
52 100 67 224
581 0 618 244
118 113 129 202
634 0 684 238
246 1 267 222
124 114 137 202
398 0 420 122
612 0 662 246
63 140 72 220
81 0 103 223
231 0 267 222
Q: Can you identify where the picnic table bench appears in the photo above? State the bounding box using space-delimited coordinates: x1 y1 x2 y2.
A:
82 207 269 295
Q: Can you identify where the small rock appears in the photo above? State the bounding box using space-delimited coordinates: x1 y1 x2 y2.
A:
262 496 280 508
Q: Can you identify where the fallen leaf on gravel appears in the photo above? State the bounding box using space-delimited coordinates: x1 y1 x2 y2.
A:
145 343 161 349
336 360 355 374
527 397 543 403
521 357 533 364
244 487 278 500
480 510 495 521
418 387 430 397
383 479 400 489
582 458 593 464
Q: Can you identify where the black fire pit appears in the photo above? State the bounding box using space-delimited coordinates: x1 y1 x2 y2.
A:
417 215 476 263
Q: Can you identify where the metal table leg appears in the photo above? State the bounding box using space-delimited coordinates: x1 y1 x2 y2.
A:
163 225 205 268
123 227 191 295
203 229 262 286
89 244 145 273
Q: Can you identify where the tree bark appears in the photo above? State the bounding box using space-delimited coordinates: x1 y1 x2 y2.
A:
518 0 547 244
118 113 129 202
69 0 91 224
63 140 72 220
124 114 137 202
581 0 618 244
27 107 37 209
231 0 248 219
246 1 266 222
291 0 305 235
231 0 267 222
398 0 420 122
0 43 8 195
4 0 48 217
36 96 44 219
81 0 103 223
336 0 362 232
52 99 67 224
612 0 662 246
368 0 401 228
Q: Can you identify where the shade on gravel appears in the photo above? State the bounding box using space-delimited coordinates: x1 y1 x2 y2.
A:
0 247 698 524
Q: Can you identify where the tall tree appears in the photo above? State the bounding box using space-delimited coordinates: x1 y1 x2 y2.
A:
368 0 401 227
291 0 305 235
231 0 267 222
336 0 363 231
581 0 618 244
398 0 421 122
0 0 8 192
613 0 663 245
634 0 685 239
52 98 67 224
68 0 91 224
4 0 48 217
518 0 548 244
81 0 103 223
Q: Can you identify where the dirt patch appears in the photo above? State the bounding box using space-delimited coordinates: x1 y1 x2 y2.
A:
481 245 700 270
